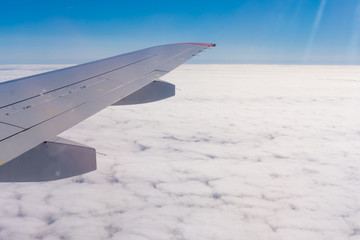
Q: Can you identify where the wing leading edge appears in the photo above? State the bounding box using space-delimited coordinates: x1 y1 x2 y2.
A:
0 43 215 181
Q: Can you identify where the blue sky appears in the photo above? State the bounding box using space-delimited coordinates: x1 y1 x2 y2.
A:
0 0 359 64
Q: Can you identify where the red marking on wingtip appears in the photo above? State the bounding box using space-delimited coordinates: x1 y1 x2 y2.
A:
179 43 216 47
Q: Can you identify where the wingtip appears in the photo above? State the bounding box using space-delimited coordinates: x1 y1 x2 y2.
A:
178 43 216 47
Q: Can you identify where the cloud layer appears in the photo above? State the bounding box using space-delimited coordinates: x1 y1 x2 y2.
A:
1 64 360 240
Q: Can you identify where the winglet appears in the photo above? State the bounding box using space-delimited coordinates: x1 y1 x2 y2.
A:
179 43 216 47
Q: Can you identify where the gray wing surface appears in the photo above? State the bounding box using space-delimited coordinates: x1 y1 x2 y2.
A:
0 43 215 181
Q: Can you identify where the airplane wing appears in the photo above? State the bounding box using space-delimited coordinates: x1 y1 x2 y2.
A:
0 43 215 182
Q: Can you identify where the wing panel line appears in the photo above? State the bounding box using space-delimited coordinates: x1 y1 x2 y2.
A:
0 102 86 142
0 54 157 109
0 69 164 142
0 122 26 130
145 47 195 69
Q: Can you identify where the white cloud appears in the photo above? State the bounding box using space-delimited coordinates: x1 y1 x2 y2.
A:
0 64 360 239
